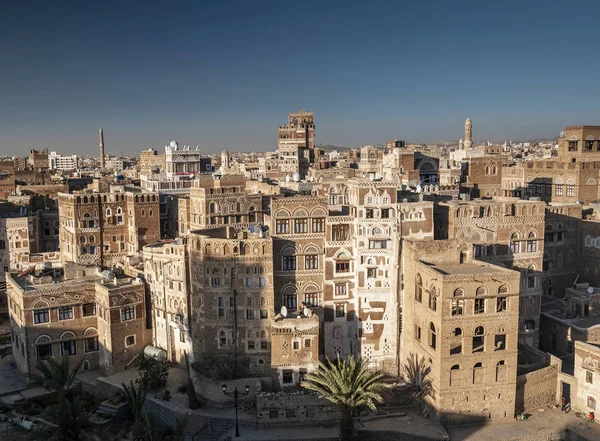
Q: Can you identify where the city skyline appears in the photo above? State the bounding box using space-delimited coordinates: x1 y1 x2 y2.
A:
2 0 600 156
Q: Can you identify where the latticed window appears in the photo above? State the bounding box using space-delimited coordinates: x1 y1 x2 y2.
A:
283 293 297 311
121 306 135 321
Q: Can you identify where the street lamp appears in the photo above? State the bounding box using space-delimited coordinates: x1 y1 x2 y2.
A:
222 384 250 438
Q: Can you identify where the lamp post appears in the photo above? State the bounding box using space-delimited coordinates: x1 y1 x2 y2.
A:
222 384 250 438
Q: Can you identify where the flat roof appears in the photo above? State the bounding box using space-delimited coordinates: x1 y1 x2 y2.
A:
10 273 101 292
423 261 514 276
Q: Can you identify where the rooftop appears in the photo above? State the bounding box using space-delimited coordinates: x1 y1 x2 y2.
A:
422 261 514 277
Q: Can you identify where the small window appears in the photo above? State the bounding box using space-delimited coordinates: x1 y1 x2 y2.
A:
335 303 345 318
82 303 96 317
125 335 136 347
292 341 300 350
304 339 311 348
587 371 593 384
588 396 596 410
85 336 99 353
282 371 294 384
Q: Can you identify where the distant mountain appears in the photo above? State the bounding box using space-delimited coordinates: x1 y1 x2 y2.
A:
317 144 349 152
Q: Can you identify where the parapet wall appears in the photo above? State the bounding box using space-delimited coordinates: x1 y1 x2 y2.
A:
256 390 339 427
515 355 561 414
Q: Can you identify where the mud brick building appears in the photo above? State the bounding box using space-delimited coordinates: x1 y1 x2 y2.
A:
189 226 274 376
436 197 545 346
58 186 160 266
402 239 521 423
7 264 150 376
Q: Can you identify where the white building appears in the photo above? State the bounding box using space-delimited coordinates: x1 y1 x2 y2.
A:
49 152 79 170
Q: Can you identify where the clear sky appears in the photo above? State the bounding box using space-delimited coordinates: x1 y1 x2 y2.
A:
1 0 599 156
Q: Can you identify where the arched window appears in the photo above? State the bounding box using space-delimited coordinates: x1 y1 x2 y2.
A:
527 231 537 252
106 207 112 217
453 328 462 337
429 322 437 350
496 360 506 382
510 232 520 254
415 274 423 303
219 330 227 347
475 288 486 314
526 265 536 289
498 285 508 295
249 206 256 223
473 326 485 353
450 364 460 386
209 202 216 214
247 297 253 307
473 362 484 384
428 286 437 311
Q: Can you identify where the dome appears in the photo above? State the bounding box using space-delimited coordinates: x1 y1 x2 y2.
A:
221 149 230 156
169 140 178 149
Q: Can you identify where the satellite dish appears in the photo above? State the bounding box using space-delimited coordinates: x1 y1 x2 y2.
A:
280 306 288 317
588 287 594 294
303 307 312 317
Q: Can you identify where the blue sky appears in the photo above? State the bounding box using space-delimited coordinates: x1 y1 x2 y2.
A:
1 0 599 156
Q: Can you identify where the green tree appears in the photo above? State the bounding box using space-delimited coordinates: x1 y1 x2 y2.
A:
403 353 432 399
35 356 86 441
301 355 390 441
35 356 84 400
121 380 148 424
138 357 171 390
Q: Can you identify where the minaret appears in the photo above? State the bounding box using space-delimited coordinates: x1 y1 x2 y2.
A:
464 118 473 149
99 128 106 169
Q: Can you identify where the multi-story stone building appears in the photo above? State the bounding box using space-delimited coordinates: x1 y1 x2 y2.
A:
270 312 320 388
573 341 600 416
401 239 521 423
0 159 16 199
139 149 166 177
143 241 191 363
29 149 49 170
188 174 263 231
544 203 582 297
165 141 212 178
58 187 160 266
540 283 600 356
7 264 150 376
557 126 600 164
189 226 274 376
277 110 315 180
435 198 545 346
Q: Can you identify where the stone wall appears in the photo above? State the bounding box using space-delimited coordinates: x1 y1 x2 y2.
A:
256 390 339 427
516 356 560 414
192 376 271 407
359 431 449 441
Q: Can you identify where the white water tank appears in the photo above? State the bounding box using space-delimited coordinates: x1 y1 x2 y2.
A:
143 346 167 362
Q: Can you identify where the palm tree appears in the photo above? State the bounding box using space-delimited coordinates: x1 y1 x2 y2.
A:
403 353 432 399
35 356 86 441
35 356 84 400
121 380 148 424
121 380 150 440
301 355 390 441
